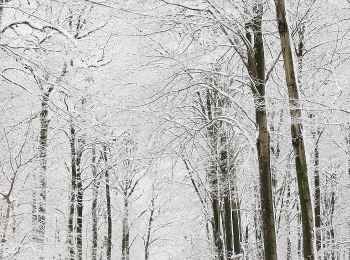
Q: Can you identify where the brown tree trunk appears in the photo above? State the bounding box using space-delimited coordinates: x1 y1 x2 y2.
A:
254 191 264 260
246 3 278 259
275 1 315 259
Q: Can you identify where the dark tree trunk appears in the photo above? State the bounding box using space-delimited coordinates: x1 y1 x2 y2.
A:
67 123 84 260
91 145 98 260
33 89 52 259
205 90 224 260
245 3 278 259
211 199 223 260
121 189 130 260
231 198 242 255
68 124 77 260
286 171 292 260
103 146 112 260
144 193 155 260
220 134 234 259
254 196 264 260
313 130 321 253
75 136 85 260
275 1 315 258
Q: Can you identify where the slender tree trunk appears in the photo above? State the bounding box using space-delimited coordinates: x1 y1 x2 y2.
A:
313 130 322 254
244 225 249 260
33 90 52 259
205 90 224 260
296 201 303 258
121 187 130 260
91 145 98 260
211 197 224 260
286 181 292 260
246 3 278 259
329 204 335 260
345 127 350 176
75 136 85 260
230 173 242 256
103 146 112 260
223 192 233 259
220 134 234 259
68 124 77 260
254 193 263 260
144 193 155 260
231 198 242 256
275 1 315 259
326 185 336 260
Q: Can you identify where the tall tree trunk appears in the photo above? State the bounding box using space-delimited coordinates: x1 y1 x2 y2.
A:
144 192 155 260
103 146 112 260
75 136 85 260
231 198 242 255
205 90 224 260
244 225 249 260
313 130 321 254
220 134 234 259
68 123 77 260
324 178 336 260
275 1 315 259
91 144 98 260
33 89 52 259
329 191 335 260
297 201 303 259
121 186 130 260
286 181 292 260
211 197 223 260
230 172 242 256
67 123 84 260
254 190 264 260
345 126 350 176
246 3 278 259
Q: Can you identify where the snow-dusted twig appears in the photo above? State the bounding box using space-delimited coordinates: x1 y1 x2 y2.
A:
0 20 78 45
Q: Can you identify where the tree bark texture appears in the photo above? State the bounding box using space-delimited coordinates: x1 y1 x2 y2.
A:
246 3 278 259
275 1 315 259
91 145 98 260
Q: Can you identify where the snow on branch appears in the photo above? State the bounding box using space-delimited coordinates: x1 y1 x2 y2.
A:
76 21 108 39
0 20 78 45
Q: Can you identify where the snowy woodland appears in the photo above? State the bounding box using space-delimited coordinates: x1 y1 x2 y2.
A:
0 0 350 260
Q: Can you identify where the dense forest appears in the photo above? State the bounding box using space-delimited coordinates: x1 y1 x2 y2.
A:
0 0 350 259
